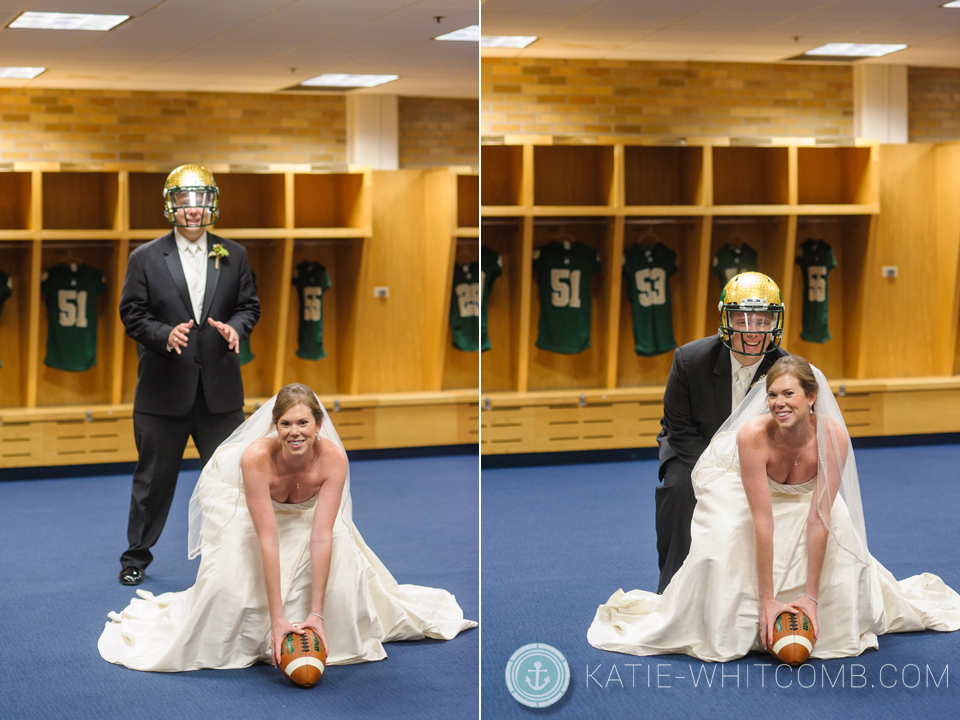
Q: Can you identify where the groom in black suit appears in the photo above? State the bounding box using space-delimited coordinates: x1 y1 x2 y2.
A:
655 272 788 593
117 165 260 585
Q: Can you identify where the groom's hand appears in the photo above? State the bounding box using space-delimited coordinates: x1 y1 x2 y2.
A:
208 317 240 352
167 319 194 354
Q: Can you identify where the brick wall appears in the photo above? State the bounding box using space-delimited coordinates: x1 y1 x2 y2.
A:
398 96 478 170
0 88 347 165
908 67 960 142
482 57 854 140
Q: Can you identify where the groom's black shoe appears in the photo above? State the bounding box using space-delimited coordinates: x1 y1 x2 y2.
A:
119 567 144 585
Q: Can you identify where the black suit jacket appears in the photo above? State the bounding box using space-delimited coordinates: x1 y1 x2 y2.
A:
119 231 260 416
657 335 788 473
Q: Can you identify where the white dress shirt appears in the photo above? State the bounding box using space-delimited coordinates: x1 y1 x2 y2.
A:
174 229 208 322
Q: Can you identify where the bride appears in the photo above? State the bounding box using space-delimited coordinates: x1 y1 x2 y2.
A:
99 383 476 671
588 356 960 661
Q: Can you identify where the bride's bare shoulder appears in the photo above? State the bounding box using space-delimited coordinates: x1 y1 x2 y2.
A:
819 415 850 455
316 436 347 466
737 414 773 444
241 436 277 470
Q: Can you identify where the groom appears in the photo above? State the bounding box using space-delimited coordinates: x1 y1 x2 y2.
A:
655 272 788 593
117 165 260 585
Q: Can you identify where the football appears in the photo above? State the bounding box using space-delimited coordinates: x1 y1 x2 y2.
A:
279 628 326 687
770 610 815 666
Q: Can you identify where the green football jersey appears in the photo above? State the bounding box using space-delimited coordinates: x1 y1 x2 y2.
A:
480 245 501 352
238 271 256 365
796 238 837 343
713 243 759 285
0 270 11 368
622 243 678 356
532 241 602 354
292 261 332 360
450 260 480 352
40 263 107 372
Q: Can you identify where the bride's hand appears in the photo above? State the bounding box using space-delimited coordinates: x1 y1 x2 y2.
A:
271 616 304 667
789 595 819 640
300 614 329 657
759 597 796 650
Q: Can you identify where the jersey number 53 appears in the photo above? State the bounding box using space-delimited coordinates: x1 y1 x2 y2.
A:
634 268 667 307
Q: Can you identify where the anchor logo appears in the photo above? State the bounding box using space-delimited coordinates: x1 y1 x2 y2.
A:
505 643 570 708
525 661 551 691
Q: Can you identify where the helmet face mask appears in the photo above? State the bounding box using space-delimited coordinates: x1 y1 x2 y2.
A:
718 272 784 357
163 165 219 228
721 310 782 356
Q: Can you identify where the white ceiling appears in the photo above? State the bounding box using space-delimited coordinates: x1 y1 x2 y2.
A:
0 0 479 97
480 0 960 68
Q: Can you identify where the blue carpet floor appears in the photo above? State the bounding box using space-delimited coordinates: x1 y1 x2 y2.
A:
481 444 960 719
0 455 478 720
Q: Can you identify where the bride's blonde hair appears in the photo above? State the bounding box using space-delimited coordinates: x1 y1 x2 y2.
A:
271 383 324 427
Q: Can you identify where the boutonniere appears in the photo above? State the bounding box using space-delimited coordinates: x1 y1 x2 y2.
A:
208 243 229 269
750 374 766 389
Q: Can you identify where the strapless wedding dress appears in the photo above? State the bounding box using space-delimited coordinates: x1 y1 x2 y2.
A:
99 446 475 671
587 432 960 661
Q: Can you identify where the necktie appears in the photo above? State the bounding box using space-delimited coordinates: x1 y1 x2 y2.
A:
193 245 205 276
734 366 753 409
189 246 205 319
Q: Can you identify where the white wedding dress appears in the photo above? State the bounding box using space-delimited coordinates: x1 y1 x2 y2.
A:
99 397 476 672
588 377 960 662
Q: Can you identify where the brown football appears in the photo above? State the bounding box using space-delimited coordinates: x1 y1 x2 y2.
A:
771 609 815 666
279 628 326 687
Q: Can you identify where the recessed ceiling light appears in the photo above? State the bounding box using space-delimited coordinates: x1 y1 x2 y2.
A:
299 74 399 89
8 12 129 31
942 1 960 7
435 25 479 42
0 67 45 79
480 36 538 49
804 43 906 58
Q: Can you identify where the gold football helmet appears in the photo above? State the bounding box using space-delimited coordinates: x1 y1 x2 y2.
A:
718 271 784 356
163 164 219 227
